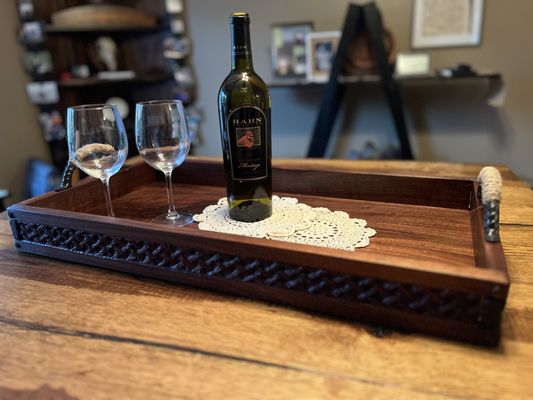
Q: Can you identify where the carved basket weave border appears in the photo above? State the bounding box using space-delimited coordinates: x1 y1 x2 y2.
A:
12 220 502 326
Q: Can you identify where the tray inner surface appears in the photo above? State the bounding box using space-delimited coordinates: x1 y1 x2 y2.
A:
37 178 476 270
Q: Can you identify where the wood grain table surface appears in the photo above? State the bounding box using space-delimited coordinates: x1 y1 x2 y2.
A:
0 158 532 400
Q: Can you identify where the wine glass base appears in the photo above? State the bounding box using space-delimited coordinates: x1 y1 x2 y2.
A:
152 212 193 226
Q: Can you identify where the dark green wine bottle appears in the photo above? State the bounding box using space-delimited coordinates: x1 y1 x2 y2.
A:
218 12 272 222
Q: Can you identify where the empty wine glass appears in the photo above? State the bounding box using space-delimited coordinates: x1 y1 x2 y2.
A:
67 104 128 217
135 100 193 226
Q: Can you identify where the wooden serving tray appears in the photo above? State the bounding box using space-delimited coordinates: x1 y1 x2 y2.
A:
7 158 509 346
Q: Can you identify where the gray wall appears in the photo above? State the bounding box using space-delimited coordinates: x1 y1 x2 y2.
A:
0 1 50 203
187 0 533 181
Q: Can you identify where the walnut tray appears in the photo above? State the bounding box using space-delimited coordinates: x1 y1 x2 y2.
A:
7 158 510 346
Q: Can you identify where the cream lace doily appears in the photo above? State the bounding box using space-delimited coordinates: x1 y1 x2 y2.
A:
193 196 376 250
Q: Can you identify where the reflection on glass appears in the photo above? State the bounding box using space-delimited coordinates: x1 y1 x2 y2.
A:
136 100 192 226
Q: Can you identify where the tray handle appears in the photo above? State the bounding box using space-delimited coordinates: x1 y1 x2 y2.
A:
55 160 77 192
477 166 503 243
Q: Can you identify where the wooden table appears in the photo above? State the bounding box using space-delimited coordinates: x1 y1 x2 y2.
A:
0 159 532 400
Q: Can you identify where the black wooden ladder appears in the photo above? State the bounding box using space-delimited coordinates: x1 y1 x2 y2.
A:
306 2 413 159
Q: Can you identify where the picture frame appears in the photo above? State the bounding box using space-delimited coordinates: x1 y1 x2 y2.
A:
18 21 45 45
22 50 53 76
38 110 66 142
17 0 34 21
411 0 484 48
26 81 59 105
271 22 313 78
305 31 341 82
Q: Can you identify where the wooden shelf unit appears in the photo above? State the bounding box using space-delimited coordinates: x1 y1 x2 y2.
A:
19 0 196 170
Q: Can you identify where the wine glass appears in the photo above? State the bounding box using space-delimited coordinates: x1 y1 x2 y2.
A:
135 100 193 226
67 104 128 217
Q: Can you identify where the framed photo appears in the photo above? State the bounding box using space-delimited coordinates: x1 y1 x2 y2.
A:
17 0 34 20
412 0 484 48
22 50 53 75
38 110 66 142
305 31 340 82
18 21 44 45
26 81 59 105
271 22 313 78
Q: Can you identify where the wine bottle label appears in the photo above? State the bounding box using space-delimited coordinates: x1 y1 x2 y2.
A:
226 106 268 181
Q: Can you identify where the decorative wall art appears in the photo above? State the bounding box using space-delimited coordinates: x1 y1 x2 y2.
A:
271 22 313 78
305 31 341 82
412 0 484 48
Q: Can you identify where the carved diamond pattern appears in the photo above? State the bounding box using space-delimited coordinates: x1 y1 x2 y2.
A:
15 221 487 323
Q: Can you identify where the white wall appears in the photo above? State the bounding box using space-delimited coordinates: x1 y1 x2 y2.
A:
187 0 533 181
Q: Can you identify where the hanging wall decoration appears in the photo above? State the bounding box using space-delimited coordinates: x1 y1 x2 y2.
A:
412 0 484 48
305 31 341 82
271 22 313 78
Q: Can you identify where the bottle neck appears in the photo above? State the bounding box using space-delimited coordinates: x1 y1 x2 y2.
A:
231 21 254 71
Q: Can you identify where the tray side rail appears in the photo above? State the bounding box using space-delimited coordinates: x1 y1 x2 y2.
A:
7 203 508 346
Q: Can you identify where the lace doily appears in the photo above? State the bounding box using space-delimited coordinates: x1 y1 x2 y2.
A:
193 196 376 250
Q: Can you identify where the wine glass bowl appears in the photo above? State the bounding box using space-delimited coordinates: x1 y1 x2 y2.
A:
135 100 192 226
67 104 128 217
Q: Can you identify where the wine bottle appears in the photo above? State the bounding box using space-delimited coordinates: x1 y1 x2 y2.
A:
218 12 272 222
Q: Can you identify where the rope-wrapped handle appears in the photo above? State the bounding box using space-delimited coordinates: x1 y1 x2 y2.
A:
477 166 503 243
55 160 77 192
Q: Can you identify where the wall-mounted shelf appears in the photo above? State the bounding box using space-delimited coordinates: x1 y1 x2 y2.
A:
57 74 173 88
269 72 502 88
45 25 167 34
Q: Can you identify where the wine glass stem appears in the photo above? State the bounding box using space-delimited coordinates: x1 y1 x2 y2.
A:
101 177 115 217
164 170 178 218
